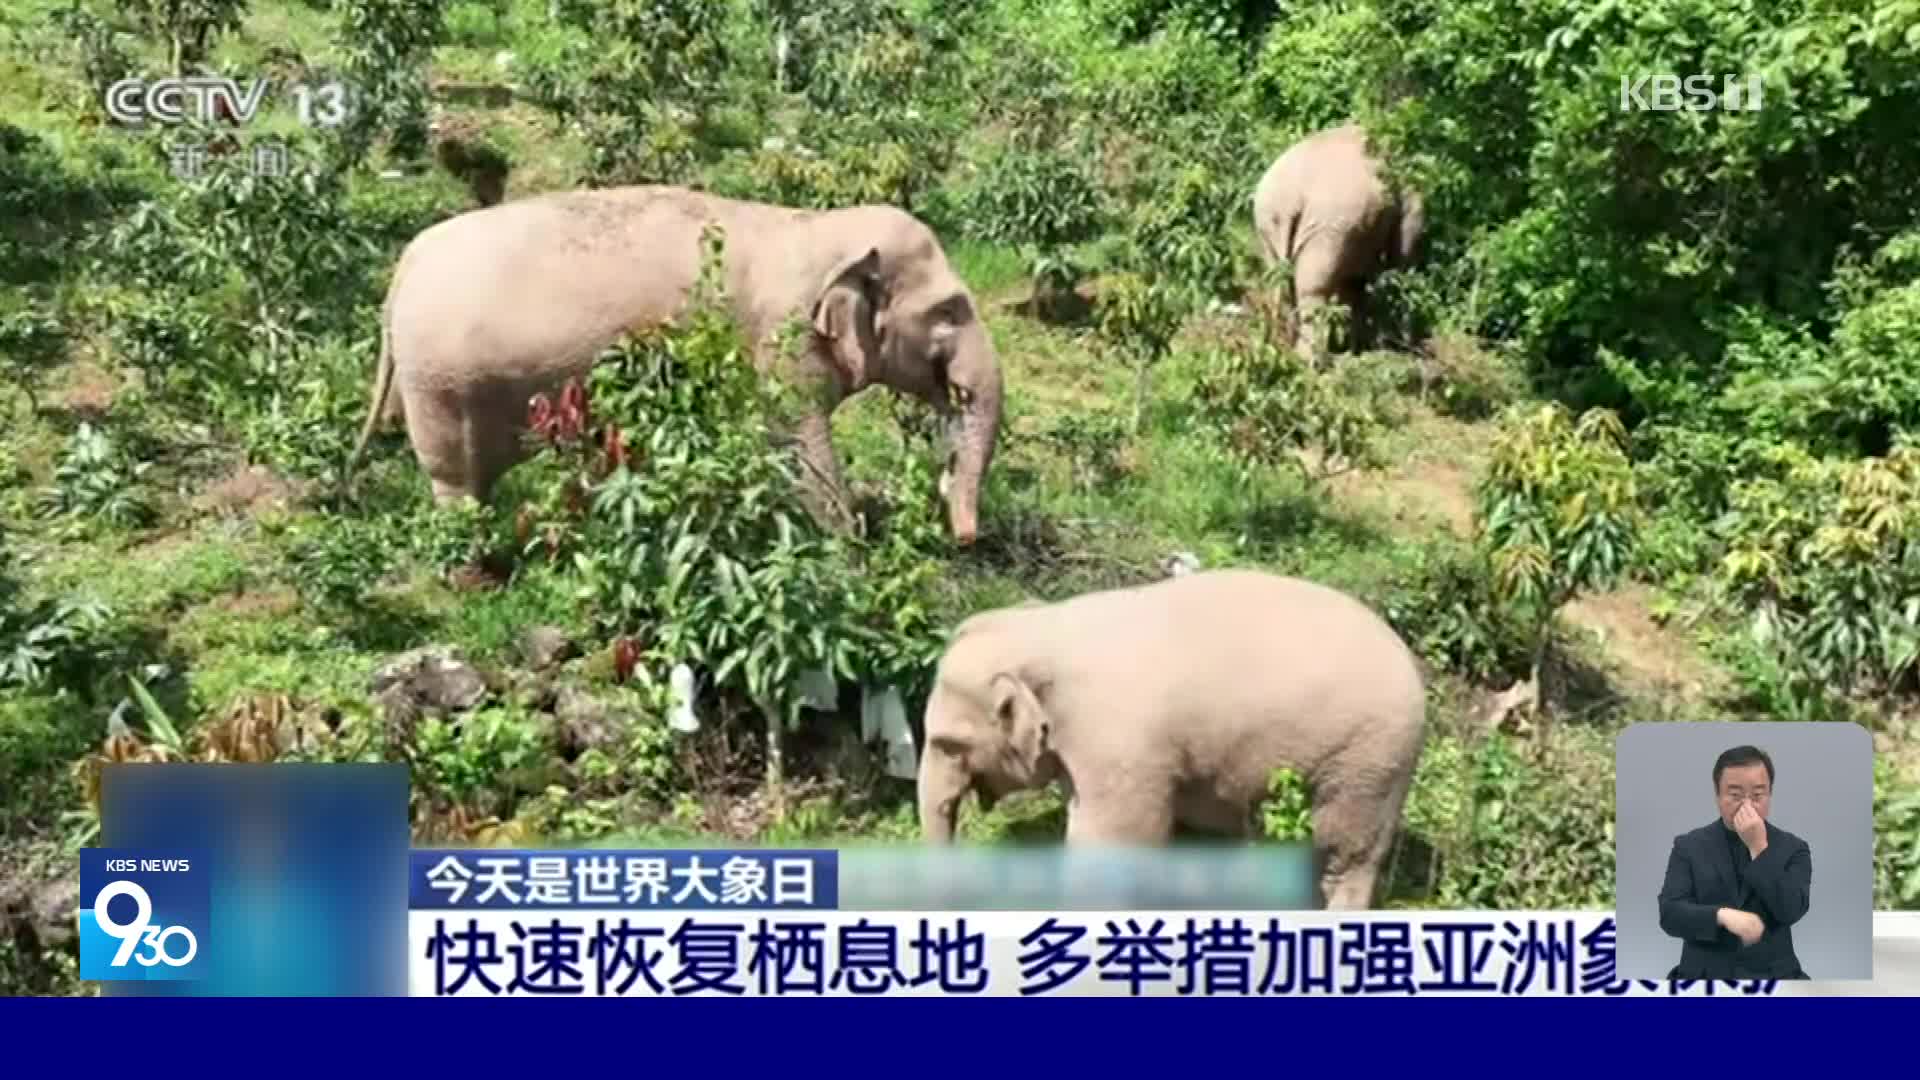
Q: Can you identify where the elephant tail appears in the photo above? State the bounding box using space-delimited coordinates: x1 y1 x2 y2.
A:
1273 210 1298 267
342 292 397 494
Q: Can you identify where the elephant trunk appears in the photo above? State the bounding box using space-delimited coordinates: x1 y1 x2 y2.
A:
941 368 1001 548
918 752 968 844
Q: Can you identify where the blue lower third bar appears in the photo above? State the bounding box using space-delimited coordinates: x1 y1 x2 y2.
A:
409 850 839 911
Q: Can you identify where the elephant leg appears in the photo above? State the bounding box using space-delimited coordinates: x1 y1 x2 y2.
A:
1338 279 1371 353
1173 786 1256 841
789 411 859 535
469 381 546 505
1290 241 1346 368
1308 770 1412 910
402 385 480 505
1066 782 1175 845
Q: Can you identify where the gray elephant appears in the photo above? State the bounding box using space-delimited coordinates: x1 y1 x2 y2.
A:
344 185 1005 544
916 569 1428 910
1251 123 1426 363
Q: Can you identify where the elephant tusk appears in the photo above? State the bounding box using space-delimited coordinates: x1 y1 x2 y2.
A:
939 468 953 499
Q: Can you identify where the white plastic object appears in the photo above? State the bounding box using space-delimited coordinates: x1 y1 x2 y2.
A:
863 686 917 779
667 663 701 733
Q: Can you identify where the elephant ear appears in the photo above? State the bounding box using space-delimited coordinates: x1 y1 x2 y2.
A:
810 247 884 391
922 292 976 409
989 671 1052 771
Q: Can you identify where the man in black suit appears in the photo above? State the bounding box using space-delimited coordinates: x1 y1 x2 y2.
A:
1657 744 1813 979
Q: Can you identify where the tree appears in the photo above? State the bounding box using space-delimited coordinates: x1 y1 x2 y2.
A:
1475 403 1641 725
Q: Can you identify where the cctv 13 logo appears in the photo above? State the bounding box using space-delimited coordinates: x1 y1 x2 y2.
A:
79 848 211 981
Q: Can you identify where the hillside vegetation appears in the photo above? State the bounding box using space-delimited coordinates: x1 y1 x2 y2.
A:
5 0 1920 993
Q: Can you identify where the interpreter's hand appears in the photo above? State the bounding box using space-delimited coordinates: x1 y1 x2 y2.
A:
1718 907 1764 946
1733 800 1767 854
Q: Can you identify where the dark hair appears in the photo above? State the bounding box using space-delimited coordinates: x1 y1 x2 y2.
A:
1713 745 1774 789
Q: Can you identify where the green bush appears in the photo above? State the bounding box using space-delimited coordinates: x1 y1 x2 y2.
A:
1378 541 1535 685
1876 754 1920 910
1191 331 1393 485
507 229 949 790
1396 731 1616 909
1713 441 1920 706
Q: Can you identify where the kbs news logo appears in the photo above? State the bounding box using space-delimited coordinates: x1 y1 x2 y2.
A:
79 849 210 981
1620 73 1765 112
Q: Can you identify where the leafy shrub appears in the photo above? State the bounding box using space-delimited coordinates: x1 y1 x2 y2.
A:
1378 540 1534 685
36 423 154 535
1876 755 1920 910
949 132 1107 252
507 229 949 791
1104 158 1252 306
131 0 251 72
1347 0 1920 411
1044 410 1134 495
95 157 377 379
1713 441 1920 705
1717 235 1920 458
1096 272 1191 433
87 145 406 478
1188 332 1390 489
1081 14 1247 132
0 588 116 696
279 514 395 609
523 0 736 184
1087 0 1280 44
409 707 552 813
1400 731 1614 909
442 0 505 46
1475 403 1641 704
0 295 67 414
333 0 448 166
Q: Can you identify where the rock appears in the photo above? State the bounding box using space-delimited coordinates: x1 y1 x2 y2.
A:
552 684 633 761
515 672 561 713
1485 680 1539 735
2 877 76 994
28 878 79 950
370 645 490 713
195 464 300 518
520 626 577 672
3 875 80 979
376 682 422 752
1160 551 1202 577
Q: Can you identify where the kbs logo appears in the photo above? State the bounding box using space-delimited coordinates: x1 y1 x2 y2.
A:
79 848 210 981
1619 73 1765 113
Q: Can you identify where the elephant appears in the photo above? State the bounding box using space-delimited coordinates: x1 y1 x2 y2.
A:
343 184 1005 544
1251 123 1426 364
916 569 1428 910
